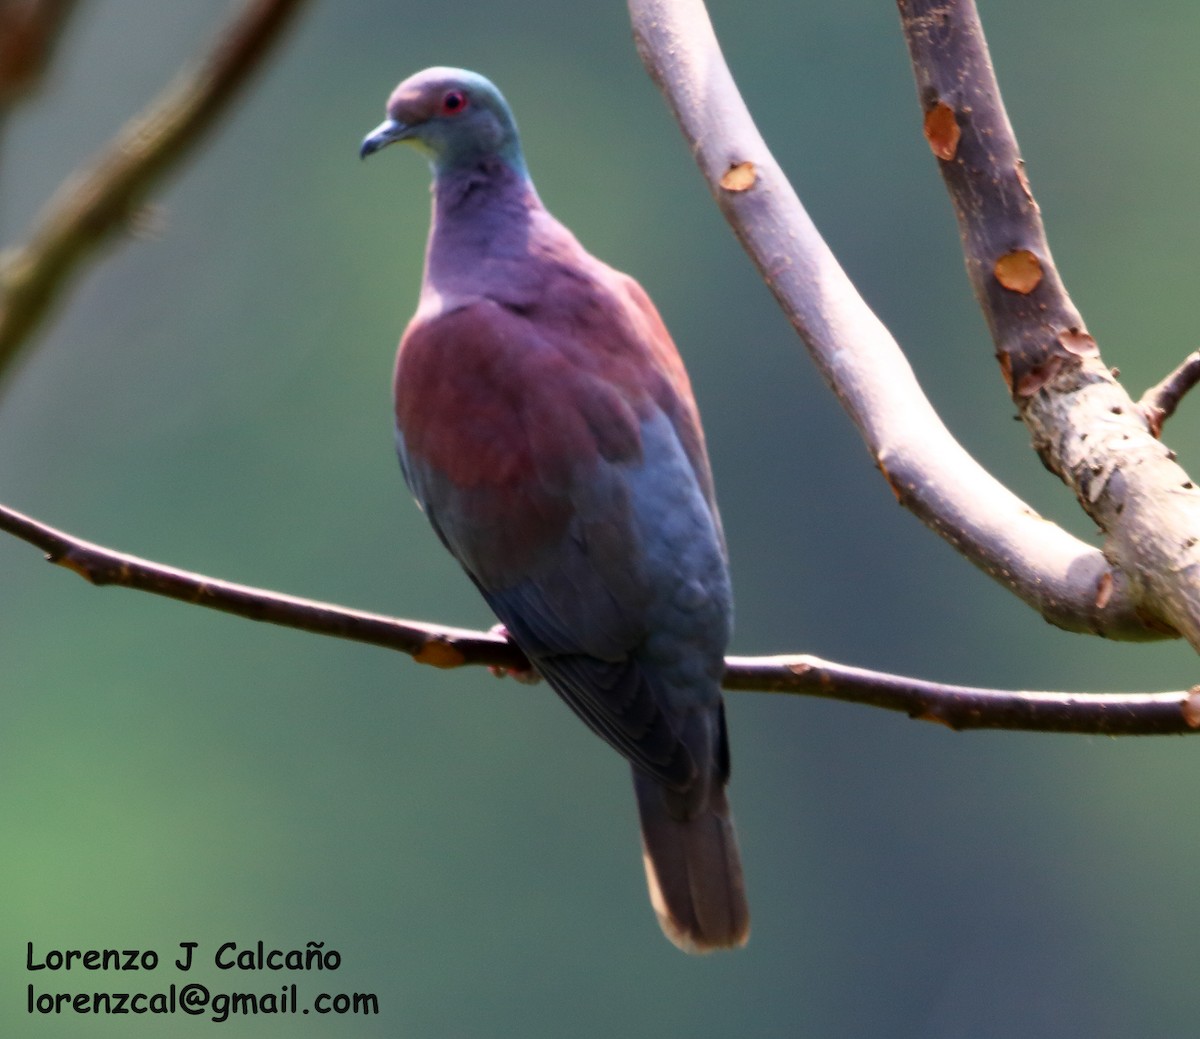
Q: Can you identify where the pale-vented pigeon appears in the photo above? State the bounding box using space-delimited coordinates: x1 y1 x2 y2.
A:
361 67 748 952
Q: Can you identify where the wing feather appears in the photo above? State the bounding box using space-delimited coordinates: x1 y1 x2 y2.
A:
393 279 726 789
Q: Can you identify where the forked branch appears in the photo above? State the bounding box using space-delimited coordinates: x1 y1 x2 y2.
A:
898 0 1200 650
626 0 1164 642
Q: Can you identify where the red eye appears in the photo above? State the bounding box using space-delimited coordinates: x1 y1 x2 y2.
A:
439 90 468 116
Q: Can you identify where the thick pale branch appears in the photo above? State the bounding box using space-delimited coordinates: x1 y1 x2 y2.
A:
0 0 309 377
2 500 1198 734
626 0 1161 642
898 0 1200 648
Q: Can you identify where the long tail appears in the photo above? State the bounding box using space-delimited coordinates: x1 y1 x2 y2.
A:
632 767 749 953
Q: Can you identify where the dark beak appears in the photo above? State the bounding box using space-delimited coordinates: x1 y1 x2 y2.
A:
359 118 411 159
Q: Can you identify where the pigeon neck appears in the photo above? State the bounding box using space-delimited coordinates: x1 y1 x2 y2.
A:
425 157 542 281
431 152 534 211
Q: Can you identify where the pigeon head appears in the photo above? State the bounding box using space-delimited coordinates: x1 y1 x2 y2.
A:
360 67 526 177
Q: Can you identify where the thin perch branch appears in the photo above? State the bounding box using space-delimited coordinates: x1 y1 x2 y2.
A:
0 0 309 378
0 501 527 672
625 0 1162 642
725 656 1200 735
3 500 1198 734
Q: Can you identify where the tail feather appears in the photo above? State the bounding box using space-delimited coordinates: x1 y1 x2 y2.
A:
633 767 749 953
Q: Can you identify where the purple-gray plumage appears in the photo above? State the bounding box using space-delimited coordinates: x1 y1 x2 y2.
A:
362 67 748 952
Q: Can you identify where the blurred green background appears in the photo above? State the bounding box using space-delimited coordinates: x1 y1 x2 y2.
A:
4 1 1200 1035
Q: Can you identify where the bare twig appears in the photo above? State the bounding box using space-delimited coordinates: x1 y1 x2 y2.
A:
0 0 79 107
1139 351 1200 437
626 0 1162 642
0 0 81 181
0 0 309 377
898 0 1200 650
3 500 1198 734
